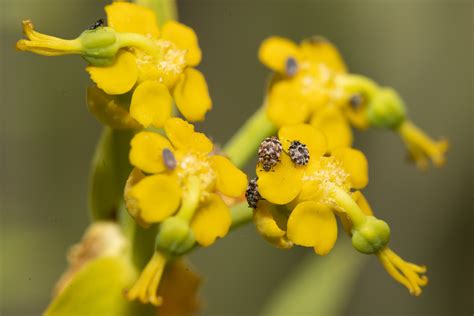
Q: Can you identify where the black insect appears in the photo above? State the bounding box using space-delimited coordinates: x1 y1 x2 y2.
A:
288 140 310 166
162 148 177 170
89 19 105 30
245 178 260 209
258 136 283 172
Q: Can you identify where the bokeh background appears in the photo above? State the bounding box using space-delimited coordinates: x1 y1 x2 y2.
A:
1 0 472 315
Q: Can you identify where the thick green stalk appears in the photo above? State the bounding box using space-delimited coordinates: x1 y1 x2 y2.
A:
224 106 277 168
135 0 178 25
230 202 253 229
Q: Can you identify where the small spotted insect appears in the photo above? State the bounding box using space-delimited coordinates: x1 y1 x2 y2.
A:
245 178 260 209
162 148 177 170
288 140 310 166
258 136 283 172
89 19 105 30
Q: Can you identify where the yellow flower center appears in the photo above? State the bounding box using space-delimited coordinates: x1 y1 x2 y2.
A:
176 152 216 196
135 39 187 87
303 156 350 204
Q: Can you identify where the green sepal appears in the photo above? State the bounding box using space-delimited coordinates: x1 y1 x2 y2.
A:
367 88 407 129
155 217 196 256
89 127 134 221
351 216 391 254
44 256 154 316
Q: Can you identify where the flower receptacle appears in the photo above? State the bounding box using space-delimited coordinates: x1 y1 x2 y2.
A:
155 217 196 256
351 216 390 254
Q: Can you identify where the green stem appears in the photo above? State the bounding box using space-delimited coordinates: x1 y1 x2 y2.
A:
135 0 178 24
230 202 253 229
328 184 367 228
224 106 277 168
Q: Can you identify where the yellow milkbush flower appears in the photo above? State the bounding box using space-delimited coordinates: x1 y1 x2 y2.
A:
253 124 368 254
248 124 428 295
17 2 211 128
259 36 448 169
124 117 247 305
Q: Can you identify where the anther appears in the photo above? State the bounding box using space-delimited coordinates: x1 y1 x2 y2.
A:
162 148 177 170
349 93 364 109
285 57 298 76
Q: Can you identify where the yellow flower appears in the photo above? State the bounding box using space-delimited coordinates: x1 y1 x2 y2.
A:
124 117 246 305
249 124 428 295
126 117 247 246
259 36 448 167
17 2 211 128
253 124 368 255
259 36 355 150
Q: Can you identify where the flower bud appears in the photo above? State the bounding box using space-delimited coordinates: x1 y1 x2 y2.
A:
367 88 406 129
155 217 195 256
351 216 390 254
79 27 120 66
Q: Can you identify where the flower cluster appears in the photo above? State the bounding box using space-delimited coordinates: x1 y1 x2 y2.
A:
259 36 448 168
17 1 437 314
17 2 212 129
247 124 428 295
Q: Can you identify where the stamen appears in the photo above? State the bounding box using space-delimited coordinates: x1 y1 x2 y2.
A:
377 247 428 296
162 148 177 170
285 57 298 76
126 252 167 305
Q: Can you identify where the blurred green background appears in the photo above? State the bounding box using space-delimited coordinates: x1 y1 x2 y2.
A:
1 0 472 315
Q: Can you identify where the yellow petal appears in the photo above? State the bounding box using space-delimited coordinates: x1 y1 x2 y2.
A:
173 68 212 122
278 124 327 159
130 174 181 223
253 201 286 238
124 168 149 228
86 86 140 129
253 202 293 249
209 155 247 198
310 106 353 151
164 118 213 154
191 194 231 247
287 201 337 255
161 21 201 66
259 36 300 73
266 79 310 126
129 81 172 128
331 147 368 189
256 154 304 205
295 160 324 203
129 131 173 173
105 2 160 38
86 50 138 95
157 260 201 316
300 37 347 73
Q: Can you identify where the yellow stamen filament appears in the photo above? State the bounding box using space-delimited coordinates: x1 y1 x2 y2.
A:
397 120 448 169
326 183 366 227
377 247 428 296
176 175 201 222
16 20 82 56
126 251 167 306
